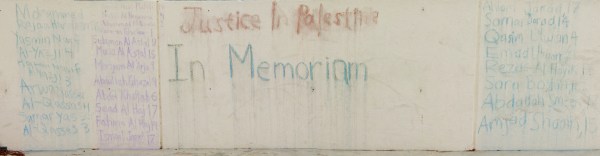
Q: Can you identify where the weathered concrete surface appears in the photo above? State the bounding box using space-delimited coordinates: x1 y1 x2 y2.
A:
24 149 600 156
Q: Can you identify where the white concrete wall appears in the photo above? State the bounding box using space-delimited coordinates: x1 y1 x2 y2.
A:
0 0 598 151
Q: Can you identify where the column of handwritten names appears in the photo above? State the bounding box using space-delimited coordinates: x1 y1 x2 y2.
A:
478 1 592 138
15 3 91 149
93 3 159 149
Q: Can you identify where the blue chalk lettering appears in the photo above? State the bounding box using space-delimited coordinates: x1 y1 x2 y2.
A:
229 44 254 79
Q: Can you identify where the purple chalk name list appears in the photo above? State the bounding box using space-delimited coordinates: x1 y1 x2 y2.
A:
93 2 159 149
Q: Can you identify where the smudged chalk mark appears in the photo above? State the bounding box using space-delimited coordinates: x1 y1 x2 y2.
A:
0 149 24 156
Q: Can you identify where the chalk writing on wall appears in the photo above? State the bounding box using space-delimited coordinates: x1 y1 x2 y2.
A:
293 3 379 36
93 2 159 149
15 3 91 149
478 0 595 140
161 2 380 149
228 44 368 85
180 3 379 37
